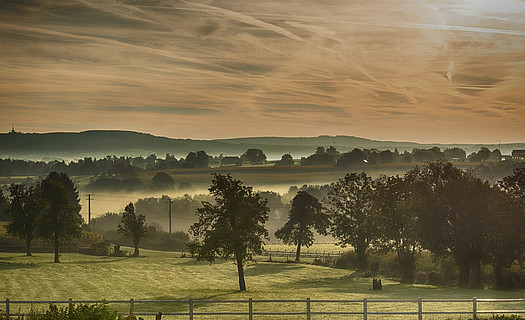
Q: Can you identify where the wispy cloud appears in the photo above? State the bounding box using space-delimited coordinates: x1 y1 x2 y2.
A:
0 0 524 143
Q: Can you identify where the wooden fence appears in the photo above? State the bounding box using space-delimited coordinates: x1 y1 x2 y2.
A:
3 297 525 319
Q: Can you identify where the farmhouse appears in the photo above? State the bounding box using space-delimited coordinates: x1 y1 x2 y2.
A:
511 150 525 160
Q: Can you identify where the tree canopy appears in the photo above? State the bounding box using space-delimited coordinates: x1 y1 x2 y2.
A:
6 184 41 256
275 191 329 261
325 172 378 270
188 173 269 291
118 202 149 257
37 172 83 263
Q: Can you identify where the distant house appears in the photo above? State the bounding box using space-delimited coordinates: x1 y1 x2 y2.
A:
221 156 242 167
511 150 525 160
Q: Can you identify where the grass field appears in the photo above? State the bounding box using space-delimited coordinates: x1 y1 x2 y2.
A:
1 248 524 319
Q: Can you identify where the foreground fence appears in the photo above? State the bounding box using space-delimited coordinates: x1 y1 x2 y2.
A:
3 298 525 319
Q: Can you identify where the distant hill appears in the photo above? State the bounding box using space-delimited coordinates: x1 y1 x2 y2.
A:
1 130 523 161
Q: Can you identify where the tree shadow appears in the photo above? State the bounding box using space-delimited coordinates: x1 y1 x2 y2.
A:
245 261 305 276
0 257 38 270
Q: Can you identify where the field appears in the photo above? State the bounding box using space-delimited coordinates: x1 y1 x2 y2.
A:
1 248 524 319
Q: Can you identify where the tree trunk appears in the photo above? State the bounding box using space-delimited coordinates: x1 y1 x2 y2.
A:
493 261 503 289
54 233 60 263
26 236 32 257
458 259 470 287
399 250 416 283
235 252 246 291
469 256 482 288
356 245 367 271
133 239 140 257
295 239 302 262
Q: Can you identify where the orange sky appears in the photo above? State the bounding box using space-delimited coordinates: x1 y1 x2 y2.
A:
1 0 524 144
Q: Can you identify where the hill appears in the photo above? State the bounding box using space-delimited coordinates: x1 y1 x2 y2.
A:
1 130 523 160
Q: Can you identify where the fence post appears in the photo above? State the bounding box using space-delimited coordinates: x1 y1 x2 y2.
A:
473 297 477 320
363 298 367 320
129 298 134 316
306 298 311 320
189 298 193 320
418 297 422 320
249 298 253 320
155 312 162 320
5 298 9 319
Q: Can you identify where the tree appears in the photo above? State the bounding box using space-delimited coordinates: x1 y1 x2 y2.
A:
118 202 149 257
188 174 269 291
151 172 175 190
6 184 41 256
325 172 378 270
241 149 267 164
0 188 9 221
276 154 294 166
374 175 420 282
336 149 366 166
411 162 494 287
492 165 525 287
37 172 83 263
275 191 329 261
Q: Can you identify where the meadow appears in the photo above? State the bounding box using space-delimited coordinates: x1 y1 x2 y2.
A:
1 248 524 320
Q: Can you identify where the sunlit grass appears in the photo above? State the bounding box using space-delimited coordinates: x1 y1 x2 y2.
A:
1 249 523 319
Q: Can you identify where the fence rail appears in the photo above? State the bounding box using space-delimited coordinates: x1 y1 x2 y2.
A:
3 297 525 319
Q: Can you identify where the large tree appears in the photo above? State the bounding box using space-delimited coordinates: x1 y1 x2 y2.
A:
0 189 9 221
374 175 420 282
411 162 494 287
325 172 378 270
241 149 267 164
37 172 83 263
275 191 329 262
118 202 149 257
188 174 269 291
491 165 525 287
6 184 41 256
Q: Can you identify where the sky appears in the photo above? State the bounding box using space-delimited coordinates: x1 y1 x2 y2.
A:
1 0 524 144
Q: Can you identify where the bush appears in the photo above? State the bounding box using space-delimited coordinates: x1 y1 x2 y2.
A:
0 303 121 320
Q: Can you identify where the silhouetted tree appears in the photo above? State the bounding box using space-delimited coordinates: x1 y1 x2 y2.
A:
241 149 267 164
326 172 378 270
37 172 83 263
188 174 269 291
378 150 394 163
444 147 466 161
0 189 8 221
275 191 329 261
336 149 367 166
6 184 41 256
276 154 294 166
118 202 149 257
411 162 494 287
374 175 420 282
151 172 175 190
491 165 525 287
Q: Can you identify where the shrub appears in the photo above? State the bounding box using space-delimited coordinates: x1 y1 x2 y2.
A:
0 303 121 320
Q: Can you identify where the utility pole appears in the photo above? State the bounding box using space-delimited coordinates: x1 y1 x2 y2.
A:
168 198 173 233
87 194 92 224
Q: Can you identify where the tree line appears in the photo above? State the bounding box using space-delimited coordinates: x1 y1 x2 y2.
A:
189 163 524 291
0 145 508 179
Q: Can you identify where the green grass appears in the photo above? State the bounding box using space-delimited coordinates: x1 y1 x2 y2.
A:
1 249 523 320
